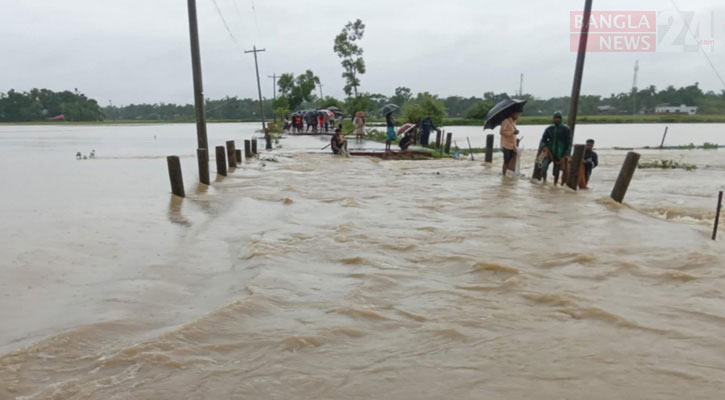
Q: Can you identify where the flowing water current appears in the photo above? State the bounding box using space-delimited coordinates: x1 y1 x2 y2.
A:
0 122 724 399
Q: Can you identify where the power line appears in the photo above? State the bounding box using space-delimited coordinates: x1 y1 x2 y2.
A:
209 0 243 52
231 0 243 21
249 0 261 39
669 0 725 90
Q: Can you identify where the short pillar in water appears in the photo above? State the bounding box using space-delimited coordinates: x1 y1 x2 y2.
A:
610 151 641 203
215 145 227 176
167 155 185 197
485 134 494 163
226 140 236 168
235 149 242 165
244 140 252 158
435 130 442 148
197 148 209 185
566 144 586 190
444 132 453 154
251 139 258 155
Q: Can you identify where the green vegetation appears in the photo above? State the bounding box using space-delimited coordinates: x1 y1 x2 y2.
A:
0 89 103 122
277 70 320 111
703 142 719 149
333 19 366 97
638 160 697 171
401 93 446 125
5 82 725 124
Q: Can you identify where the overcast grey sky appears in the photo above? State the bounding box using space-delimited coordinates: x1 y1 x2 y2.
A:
1 0 723 105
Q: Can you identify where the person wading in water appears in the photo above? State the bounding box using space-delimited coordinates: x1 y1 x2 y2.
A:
499 111 520 176
537 111 572 185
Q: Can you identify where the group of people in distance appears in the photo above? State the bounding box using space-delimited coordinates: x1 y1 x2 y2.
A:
286 111 342 134
500 111 598 188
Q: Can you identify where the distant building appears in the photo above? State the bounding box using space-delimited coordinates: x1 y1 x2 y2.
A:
654 104 698 115
597 105 616 113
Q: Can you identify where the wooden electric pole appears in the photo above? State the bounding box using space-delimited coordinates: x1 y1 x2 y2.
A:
245 46 267 133
568 0 593 139
566 0 593 190
186 0 209 184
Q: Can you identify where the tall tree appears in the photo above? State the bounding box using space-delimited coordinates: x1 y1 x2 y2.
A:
276 70 320 111
389 87 412 107
333 19 366 97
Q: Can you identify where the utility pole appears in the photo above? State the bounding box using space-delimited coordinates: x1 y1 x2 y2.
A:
568 0 593 139
186 0 209 185
519 73 524 97
268 73 278 123
565 0 593 190
318 82 324 100
245 45 267 133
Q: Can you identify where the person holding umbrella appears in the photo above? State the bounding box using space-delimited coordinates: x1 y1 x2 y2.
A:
499 111 520 175
380 104 399 153
484 99 527 176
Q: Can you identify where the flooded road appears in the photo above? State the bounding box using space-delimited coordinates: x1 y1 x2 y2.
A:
1 123 724 399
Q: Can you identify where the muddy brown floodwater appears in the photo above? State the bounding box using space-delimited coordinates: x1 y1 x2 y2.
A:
1 123 724 399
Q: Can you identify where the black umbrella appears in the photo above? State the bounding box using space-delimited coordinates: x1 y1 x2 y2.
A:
379 104 400 116
483 99 527 130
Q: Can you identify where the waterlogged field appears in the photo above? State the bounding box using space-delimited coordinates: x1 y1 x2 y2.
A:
0 123 723 399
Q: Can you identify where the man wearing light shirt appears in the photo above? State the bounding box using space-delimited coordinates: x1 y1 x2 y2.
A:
500 111 520 176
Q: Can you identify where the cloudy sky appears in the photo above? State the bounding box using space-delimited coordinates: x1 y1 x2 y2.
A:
1 0 723 105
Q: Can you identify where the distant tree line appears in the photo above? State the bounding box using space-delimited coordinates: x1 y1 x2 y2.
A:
0 88 103 122
2 83 722 124
103 97 274 121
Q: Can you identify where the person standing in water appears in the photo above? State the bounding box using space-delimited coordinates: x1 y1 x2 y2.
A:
353 111 366 141
577 138 598 189
538 111 572 185
420 113 439 147
499 111 520 175
385 111 396 153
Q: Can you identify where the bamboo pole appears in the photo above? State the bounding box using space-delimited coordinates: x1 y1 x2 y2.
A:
659 126 669 149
